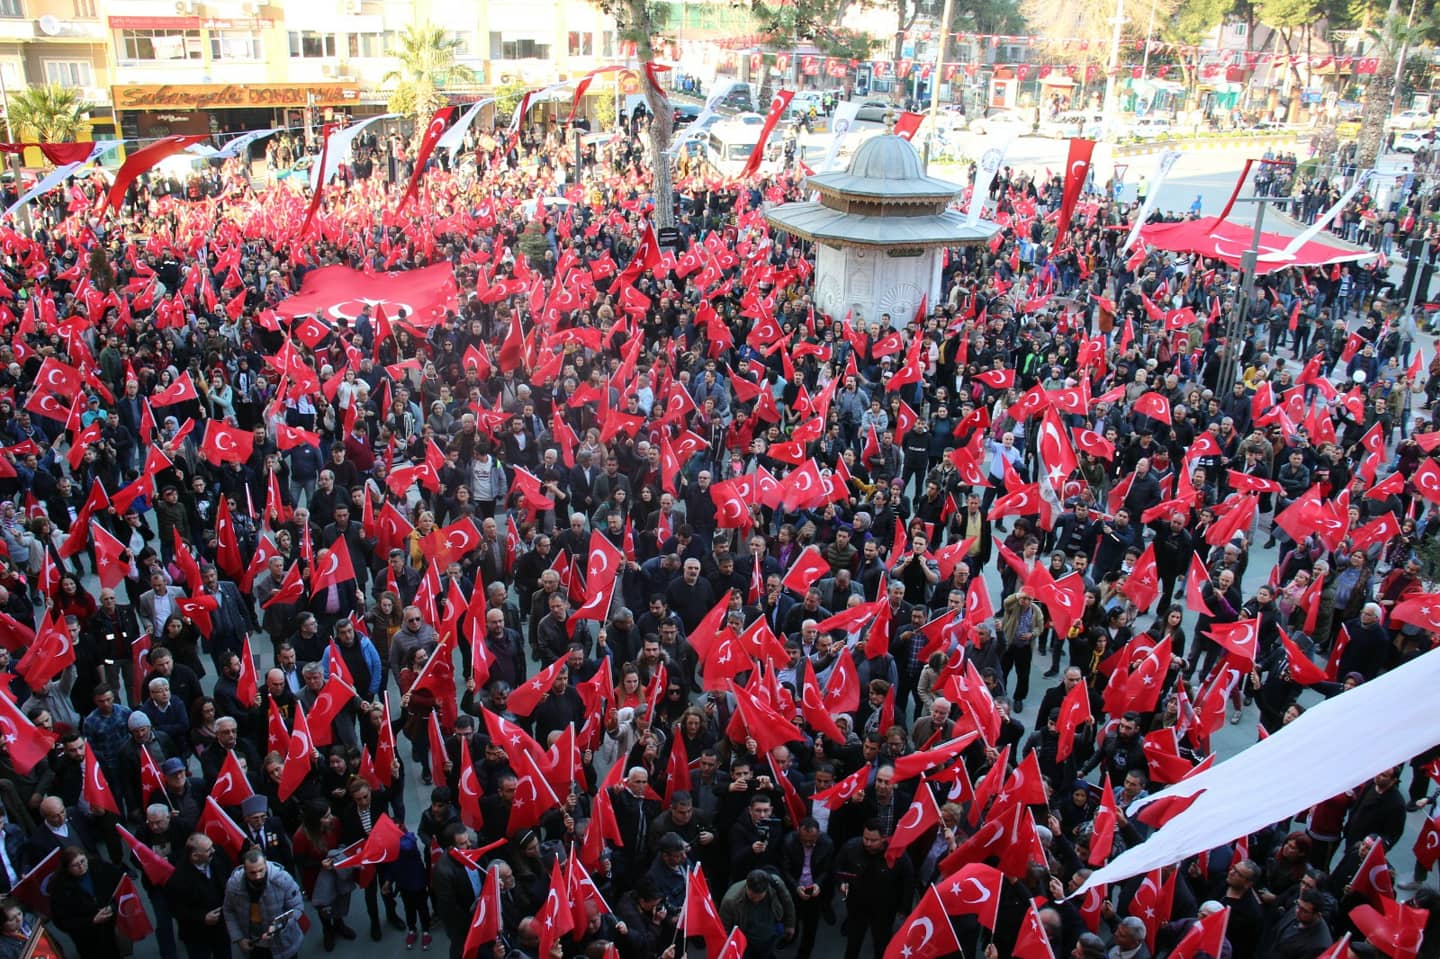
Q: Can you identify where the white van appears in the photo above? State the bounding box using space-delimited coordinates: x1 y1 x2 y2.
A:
705 117 767 178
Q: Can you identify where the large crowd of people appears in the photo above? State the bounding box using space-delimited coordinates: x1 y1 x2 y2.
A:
0 100 1433 959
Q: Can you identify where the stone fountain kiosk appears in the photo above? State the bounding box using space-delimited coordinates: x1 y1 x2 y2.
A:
765 134 1001 329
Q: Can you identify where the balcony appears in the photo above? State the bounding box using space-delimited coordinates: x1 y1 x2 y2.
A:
32 15 106 39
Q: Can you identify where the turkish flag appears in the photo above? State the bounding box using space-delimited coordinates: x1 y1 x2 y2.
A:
103 134 207 212
195 794 243 852
1414 814 1440 869
1055 678 1093 762
1128 870 1169 952
731 682 799 755
1186 554 1213 616
90 522 129 590
1350 839 1396 905
1350 898 1428 959
117 824 176 886
1169 906 1230 959
113 874 154 940
1125 636 1173 714
822 649 861 713
1280 628 1329 685
310 544 357 593
1413 460 1440 503
974 369 1015 389
883 885 962 959
276 262 457 325
1208 617 1260 667
508 652 570 719
683 864 728 954
1090 772 1118 865
333 812 404 869
150 371 199 407
82 743 120 815
275 423 321 451
462 861 503 954
1013 902 1055 959
508 746 562 833
934 862 1003 930
210 748 255 807
1142 728 1195 784
740 90 796 178
262 563 304 610
277 704 315 801
781 544 829 594
1054 137 1096 246
455 736 484 831
1389 594 1440 632
1133 391 1173 424
200 421 255 466
137 742 165 806
1123 544 1161 610
885 779 941 865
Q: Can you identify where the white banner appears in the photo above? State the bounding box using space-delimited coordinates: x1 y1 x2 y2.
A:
1121 149 1181 252
4 142 121 220
311 114 398 191
1074 647 1440 896
966 140 1011 227
437 98 494 155
820 100 860 173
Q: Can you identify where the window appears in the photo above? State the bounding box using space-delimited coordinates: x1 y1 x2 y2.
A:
568 31 593 56
451 31 472 55
209 30 261 60
288 31 336 58
600 31 614 58
43 60 93 85
0 0 21 18
489 33 548 60
347 32 385 58
72 0 95 17
119 29 203 61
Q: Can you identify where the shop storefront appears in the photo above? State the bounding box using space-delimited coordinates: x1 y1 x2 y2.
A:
112 82 362 141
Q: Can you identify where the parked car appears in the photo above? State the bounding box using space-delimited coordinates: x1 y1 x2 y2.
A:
969 111 1032 135
1386 109 1433 130
854 99 892 123
1394 129 1436 153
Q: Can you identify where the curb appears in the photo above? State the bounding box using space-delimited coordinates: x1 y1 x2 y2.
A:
1112 134 1310 158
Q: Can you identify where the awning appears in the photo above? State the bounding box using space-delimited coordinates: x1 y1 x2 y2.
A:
1138 209 1374 275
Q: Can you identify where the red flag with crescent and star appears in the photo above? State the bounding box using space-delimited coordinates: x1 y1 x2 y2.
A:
401 107 456 208
1053 138 1096 249
741 90 795 178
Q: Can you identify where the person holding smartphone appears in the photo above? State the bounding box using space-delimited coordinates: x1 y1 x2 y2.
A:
729 794 784 876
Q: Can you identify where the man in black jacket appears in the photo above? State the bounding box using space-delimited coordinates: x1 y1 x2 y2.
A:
835 819 915 959
781 818 836 959
432 824 483 959
166 834 232 959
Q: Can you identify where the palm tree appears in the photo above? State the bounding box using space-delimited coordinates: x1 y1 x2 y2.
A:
382 23 477 120
7 83 87 144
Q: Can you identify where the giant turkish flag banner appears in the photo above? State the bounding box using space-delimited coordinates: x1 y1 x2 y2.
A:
275 262 458 324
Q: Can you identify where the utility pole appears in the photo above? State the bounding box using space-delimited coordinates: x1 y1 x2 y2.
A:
1218 194 1291 394
923 0 956 170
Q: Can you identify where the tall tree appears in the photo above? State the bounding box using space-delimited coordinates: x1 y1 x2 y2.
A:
382 23 477 121
592 0 676 228
1354 0 1427 166
8 84 87 143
